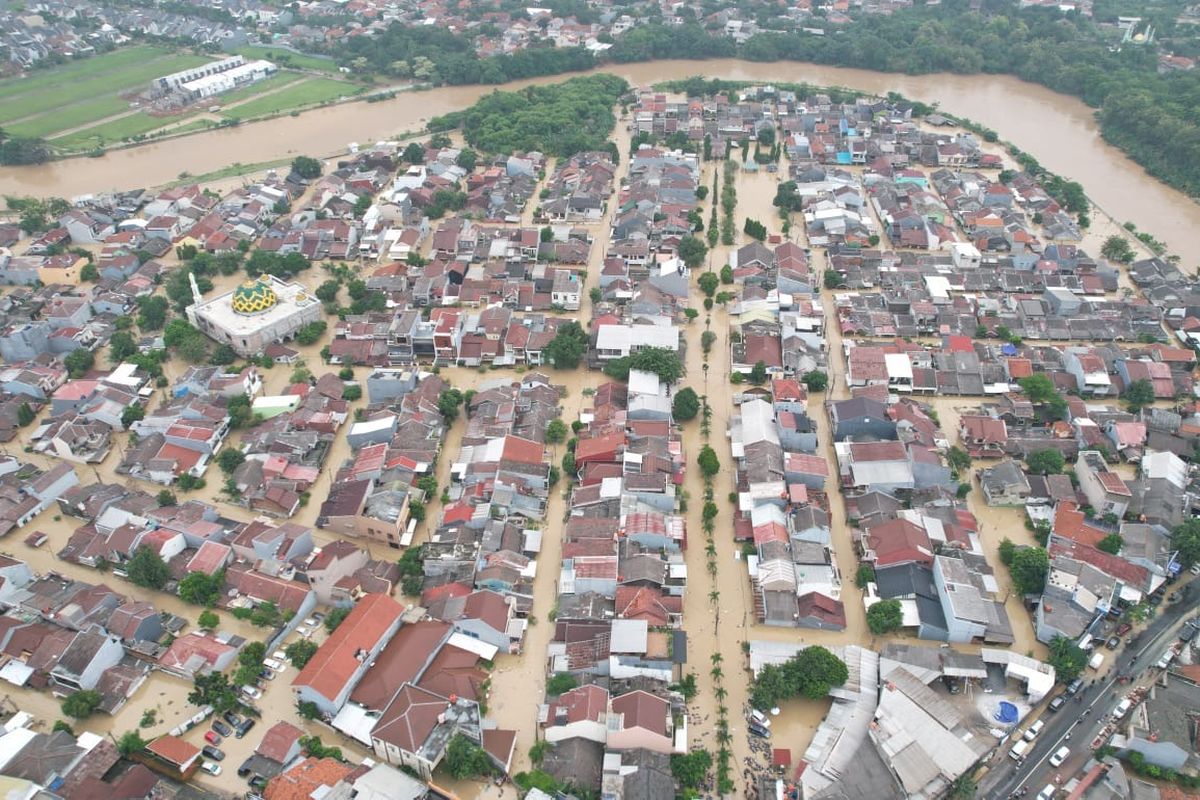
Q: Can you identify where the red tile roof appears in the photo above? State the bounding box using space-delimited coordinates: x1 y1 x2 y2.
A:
292 593 402 703
146 735 200 768
256 721 303 764
500 435 544 465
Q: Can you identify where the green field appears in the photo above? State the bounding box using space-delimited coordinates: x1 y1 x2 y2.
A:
215 71 304 107
7 96 131 139
56 112 199 150
233 45 342 74
0 49 210 126
220 77 356 119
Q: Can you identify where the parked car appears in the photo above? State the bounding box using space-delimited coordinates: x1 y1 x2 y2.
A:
223 711 241 727
1023 720 1045 741
1049 746 1070 767
271 651 287 662
295 627 312 638
312 612 325 622
1065 678 1084 696
748 722 770 739
211 720 232 737
201 761 221 776
236 718 256 739
1116 622 1132 637
1191 563 1200 576
241 685 262 700
1047 696 1066 713
1105 636 1120 650
204 730 222 745
259 668 275 681
264 658 285 671
303 617 318 627
202 745 225 762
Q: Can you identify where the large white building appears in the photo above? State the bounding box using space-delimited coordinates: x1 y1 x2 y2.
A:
154 55 276 101
187 274 321 357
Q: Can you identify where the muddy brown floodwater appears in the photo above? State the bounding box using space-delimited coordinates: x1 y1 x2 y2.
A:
4 59 1200 261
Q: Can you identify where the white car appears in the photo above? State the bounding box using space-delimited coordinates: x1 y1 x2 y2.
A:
296 626 312 638
264 658 285 671
1023 720 1045 742
241 685 262 700
201 761 222 776
304 617 318 627
1049 745 1070 767
272 651 287 662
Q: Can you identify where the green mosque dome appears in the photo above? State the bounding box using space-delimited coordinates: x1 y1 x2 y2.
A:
231 277 278 315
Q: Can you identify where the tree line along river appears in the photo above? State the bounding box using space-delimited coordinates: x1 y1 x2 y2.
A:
1 58 1199 259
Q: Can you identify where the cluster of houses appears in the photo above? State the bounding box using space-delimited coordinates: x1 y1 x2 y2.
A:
320 370 449 548
531 370 693 797
841 337 1194 399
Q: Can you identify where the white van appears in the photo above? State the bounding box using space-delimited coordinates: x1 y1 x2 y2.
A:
1049 745 1070 767
750 709 771 727
1009 739 1030 760
1088 652 1104 670
1037 784 1057 800
1112 698 1132 720
1023 719 1045 742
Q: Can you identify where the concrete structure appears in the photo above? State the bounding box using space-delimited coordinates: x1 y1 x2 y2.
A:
187 274 321 357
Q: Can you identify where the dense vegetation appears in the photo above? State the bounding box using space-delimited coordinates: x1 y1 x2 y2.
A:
606 2 1200 197
330 25 596 86
430 74 628 157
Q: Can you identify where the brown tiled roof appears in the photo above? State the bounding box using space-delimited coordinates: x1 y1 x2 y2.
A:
292 593 402 703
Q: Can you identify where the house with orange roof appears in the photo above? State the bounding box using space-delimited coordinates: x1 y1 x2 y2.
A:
292 593 403 716
145 735 201 777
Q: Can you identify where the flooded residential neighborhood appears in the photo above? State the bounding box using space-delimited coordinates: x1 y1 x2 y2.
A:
0 3 1196 798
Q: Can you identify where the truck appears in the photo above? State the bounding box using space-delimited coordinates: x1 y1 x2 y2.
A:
1009 739 1030 761
1088 652 1104 670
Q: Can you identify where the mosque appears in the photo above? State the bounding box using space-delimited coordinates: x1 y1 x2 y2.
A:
186 273 322 357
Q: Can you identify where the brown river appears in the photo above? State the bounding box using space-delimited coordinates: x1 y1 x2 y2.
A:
2 59 1200 259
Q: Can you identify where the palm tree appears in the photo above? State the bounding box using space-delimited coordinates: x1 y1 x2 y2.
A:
708 589 719 604
710 652 723 665
714 686 728 701
710 666 724 681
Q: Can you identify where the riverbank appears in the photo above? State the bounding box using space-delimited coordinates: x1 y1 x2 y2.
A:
4 59 1200 262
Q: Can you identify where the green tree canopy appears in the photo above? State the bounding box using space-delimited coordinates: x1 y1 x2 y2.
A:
697 445 720 478
602 348 684 384
1047 635 1089 683
285 639 319 668
1027 448 1065 475
678 235 708 269
61 690 102 719
1170 519 1200 568
543 321 589 370
1124 379 1156 411
127 546 170 590
1009 546 1049 595
443 733 494 779
672 387 700 421
179 570 224 606
866 599 903 635
291 156 323 179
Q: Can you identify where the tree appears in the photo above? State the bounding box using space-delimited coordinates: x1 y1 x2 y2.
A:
217 448 245 475
117 731 148 756
697 271 719 298
299 735 343 761
998 538 1016 566
63 348 94 379
602 348 684 384
295 320 327 346
1100 234 1135 264
697 445 720 478
743 217 767 241
437 388 464 422
1017 375 1066 418
343 385 362 402
546 672 577 695
946 446 972 473
324 606 351 632
109 331 138 363
61 690 102 719
543 321 588 369
1170 519 1200 568
823 269 842 290
1009 546 1049 595
801 370 828 392
751 645 848 709
701 330 717 355
16 403 35 427
1097 533 1123 554
1027 448 1065 475
671 749 713 792
136 295 168 331
198 609 219 630
127 546 170 590
402 142 425 164
855 564 875 588
867 600 903 635
297 701 321 720
1124 378 1156 411
291 156 323 179
456 148 477 171
672 387 700 421
444 734 494 779
720 264 733 284
156 490 176 507
285 639 319 668
749 360 768 384
1047 635 1089 683
315 279 340 304
545 418 567 444
179 570 224 606
121 404 144 429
